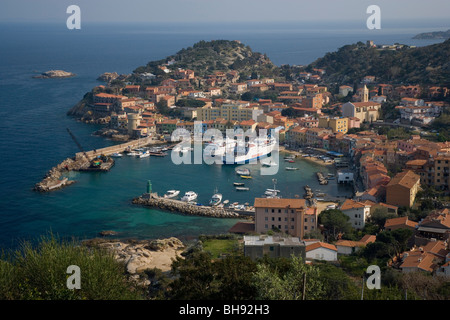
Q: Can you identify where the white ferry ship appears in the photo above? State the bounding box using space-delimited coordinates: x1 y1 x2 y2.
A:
204 136 277 164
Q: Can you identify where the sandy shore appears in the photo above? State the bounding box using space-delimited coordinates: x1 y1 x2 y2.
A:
315 200 339 214
280 148 334 167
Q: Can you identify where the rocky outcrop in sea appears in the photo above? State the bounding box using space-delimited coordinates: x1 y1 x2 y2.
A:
33 70 75 79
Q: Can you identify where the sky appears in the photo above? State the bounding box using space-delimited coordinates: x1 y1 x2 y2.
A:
1 0 449 26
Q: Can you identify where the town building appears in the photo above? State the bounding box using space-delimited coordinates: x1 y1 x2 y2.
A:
254 198 311 238
340 199 372 230
385 170 421 208
305 242 338 262
243 235 306 260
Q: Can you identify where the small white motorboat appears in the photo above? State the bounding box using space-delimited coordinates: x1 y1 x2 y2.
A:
164 190 180 199
181 191 198 202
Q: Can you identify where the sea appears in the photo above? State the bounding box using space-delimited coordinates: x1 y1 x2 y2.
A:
0 20 446 249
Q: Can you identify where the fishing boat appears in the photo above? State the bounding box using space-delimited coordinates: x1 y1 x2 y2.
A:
236 187 249 191
163 190 180 199
181 191 198 202
286 167 298 171
127 151 139 157
240 175 252 179
209 188 222 206
235 168 250 176
233 182 245 186
223 200 229 205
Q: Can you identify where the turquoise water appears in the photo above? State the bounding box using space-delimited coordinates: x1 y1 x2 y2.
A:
0 22 444 248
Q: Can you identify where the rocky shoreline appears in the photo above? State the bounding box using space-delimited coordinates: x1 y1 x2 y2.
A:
83 237 185 274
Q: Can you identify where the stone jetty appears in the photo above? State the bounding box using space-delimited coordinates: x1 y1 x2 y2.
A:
133 194 247 219
34 137 163 192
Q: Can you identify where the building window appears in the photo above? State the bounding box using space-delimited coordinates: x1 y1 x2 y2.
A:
265 208 268 213
271 217 274 221
264 224 268 229
271 209 274 213
265 217 268 221
278 217 281 222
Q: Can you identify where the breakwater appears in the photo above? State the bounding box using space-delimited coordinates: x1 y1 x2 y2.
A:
132 194 253 219
34 137 165 192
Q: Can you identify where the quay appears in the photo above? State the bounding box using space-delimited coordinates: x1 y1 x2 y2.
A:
132 193 254 219
34 137 167 192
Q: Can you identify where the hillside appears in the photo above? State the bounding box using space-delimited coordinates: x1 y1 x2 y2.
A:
307 39 450 86
132 40 280 82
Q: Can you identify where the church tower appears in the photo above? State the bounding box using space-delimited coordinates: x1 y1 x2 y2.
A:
359 85 369 102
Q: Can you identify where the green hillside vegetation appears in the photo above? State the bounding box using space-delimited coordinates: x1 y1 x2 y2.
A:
0 235 143 300
308 39 450 86
133 40 281 82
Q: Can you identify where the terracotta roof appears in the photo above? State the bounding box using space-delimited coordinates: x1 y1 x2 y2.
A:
400 252 435 272
387 170 420 189
254 198 306 209
306 242 337 252
360 234 376 244
340 199 369 211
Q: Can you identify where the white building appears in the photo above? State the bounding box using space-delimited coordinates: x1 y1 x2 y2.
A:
340 199 372 229
305 242 338 262
337 170 354 184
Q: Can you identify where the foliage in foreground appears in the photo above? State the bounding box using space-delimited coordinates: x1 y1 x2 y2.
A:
0 235 143 300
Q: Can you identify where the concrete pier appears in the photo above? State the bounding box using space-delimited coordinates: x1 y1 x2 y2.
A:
132 194 254 219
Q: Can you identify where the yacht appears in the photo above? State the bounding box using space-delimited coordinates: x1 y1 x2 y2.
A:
236 187 249 191
181 191 198 202
233 182 245 186
209 189 222 206
163 190 180 199
286 167 299 171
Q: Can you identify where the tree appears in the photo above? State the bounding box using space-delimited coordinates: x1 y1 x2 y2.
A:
252 256 324 300
169 251 258 300
316 263 359 300
367 207 397 231
319 209 353 241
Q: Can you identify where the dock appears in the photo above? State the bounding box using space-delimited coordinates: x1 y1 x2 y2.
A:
34 137 167 192
132 193 253 219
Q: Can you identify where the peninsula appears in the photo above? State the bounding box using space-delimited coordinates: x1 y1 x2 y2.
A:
413 29 450 40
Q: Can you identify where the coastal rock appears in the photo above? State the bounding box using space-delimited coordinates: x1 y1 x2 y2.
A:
85 238 185 274
97 72 119 82
33 70 75 79
99 230 119 237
